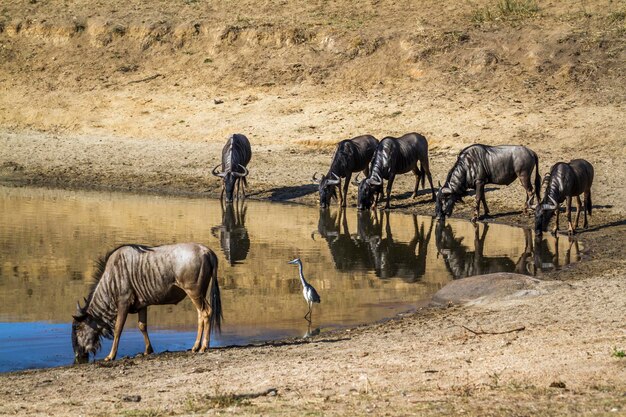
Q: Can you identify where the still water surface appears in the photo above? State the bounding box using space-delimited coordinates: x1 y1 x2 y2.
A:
0 186 581 372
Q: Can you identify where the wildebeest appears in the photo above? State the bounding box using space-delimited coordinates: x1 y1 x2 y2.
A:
212 133 251 203
313 135 378 208
435 144 540 222
534 159 594 235
71 243 222 364
356 132 435 210
211 201 250 266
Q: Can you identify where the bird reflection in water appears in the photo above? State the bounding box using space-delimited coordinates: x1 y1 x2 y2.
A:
210 200 250 266
313 208 434 282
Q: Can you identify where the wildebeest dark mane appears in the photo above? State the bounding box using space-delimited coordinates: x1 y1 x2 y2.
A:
445 144 493 193
79 244 153 315
328 142 351 175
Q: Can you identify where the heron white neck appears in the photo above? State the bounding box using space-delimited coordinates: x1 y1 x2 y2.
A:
296 262 308 286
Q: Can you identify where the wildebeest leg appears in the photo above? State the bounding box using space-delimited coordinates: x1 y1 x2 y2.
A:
411 165 421 198
242 177 248 199
104 304 130 361
552 205 560 236
138 307 154 355
481 188 490 217
421 157 437 201
342 175 350 207
189 296 212 352
519 173 533 214
574 195 583 229
220 184 225 201
385 175 395 210
566 196 574 235
337 179 344 207
472 181 485 222
583 190 591 229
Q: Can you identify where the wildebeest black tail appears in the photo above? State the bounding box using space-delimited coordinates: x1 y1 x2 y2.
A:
206 251 223 333
586 192 592 216
533 152 541 202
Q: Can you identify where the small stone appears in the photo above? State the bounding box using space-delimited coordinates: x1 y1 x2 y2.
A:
122 395 141 402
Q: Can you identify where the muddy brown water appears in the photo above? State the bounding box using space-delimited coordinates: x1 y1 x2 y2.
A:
0 186 581 372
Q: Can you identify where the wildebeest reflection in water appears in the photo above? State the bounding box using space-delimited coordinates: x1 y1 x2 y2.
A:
435 222 535 278
313 208 433 282
211 201 250 266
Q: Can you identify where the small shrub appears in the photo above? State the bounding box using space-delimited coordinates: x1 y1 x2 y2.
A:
612 347 625 358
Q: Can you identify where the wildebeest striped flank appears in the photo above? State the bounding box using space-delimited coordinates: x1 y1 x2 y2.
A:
71 243 222 363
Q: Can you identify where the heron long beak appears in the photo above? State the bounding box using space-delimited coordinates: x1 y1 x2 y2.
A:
287 259 298 264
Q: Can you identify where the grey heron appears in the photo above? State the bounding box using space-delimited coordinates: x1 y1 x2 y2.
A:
288 258 321 321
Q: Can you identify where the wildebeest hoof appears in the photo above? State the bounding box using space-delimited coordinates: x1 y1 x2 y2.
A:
191 345 200 352
104 356 114 362
144 347 154 355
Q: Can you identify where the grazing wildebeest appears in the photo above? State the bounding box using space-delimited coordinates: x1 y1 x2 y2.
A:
435 144 540 222
534 159 594 236
356 132 435 210
71 243 222 364
313 135 378 208
212 133 251 203
211 201 250 266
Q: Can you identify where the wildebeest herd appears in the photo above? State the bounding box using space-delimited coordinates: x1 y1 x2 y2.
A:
72 132 594 363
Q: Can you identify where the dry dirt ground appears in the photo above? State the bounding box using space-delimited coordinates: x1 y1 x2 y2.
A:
0 0 625 415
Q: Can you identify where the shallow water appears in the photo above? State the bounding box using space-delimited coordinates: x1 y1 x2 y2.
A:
0 186 581 372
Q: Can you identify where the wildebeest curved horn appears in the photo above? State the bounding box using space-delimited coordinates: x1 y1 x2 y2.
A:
352 173 362 186
541 203 557 210
312 172 321 183
369 174 382 186
233 164 249 177
326 172 341 185
211 164 226 178
441 186 452 195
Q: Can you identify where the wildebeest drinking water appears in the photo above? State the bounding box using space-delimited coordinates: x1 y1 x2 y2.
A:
435 144 540 222
313 135 378 208
212 133 252 203
534 159 594 236
71 243 222 363
356 132 435 210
